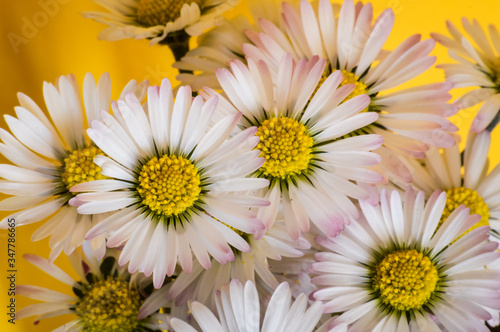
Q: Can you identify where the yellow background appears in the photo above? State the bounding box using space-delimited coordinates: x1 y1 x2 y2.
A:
1 0 500 331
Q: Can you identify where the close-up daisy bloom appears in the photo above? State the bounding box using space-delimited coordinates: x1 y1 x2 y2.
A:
167 279 329 332
243 0 458 183
84 0 238 47
432 19 500 132
311 188 500 331
16 248 167 332
0 73 146 261
205 54 384 239
70 78 269 288
405 130 500 244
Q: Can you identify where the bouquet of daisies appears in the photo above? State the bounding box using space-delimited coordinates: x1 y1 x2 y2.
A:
4 0 500 331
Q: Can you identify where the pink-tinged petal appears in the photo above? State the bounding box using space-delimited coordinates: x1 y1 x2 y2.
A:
23 254 75 287
152 224 169 289
165 223 179 277
192 301 226 331
211 220 251 253
70 179 132 192
141 222 166 278
184 221 211 270
262 282 292 331
257 183 281 231
283 189 305 240
76 196 136 215
16 285 75 302
11 197 66 227
300 0 326 58
191 214 232 256
336 0 355 69
119 220 154 272
176 226 193 274
355 8 395 76
191 112 242 159
471 94 500 132
275 53 294 113
16 302 72 320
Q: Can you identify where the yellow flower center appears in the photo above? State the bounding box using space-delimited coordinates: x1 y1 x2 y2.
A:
136 0 204 27
61 146 108 191
256 117 314 180
75 276 141 332
372 249 439 311
440 187 490 236
339 70 368 102
137 154 201 218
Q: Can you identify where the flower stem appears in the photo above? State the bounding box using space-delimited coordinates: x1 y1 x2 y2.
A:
159 30 193 75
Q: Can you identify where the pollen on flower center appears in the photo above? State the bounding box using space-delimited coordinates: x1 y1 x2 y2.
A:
339 69 368 102
75 276 141 332
256 117 314 180
61 146 107 191
440 187 490 235
136 154 201 218
372 249 439 311
136 0 204 27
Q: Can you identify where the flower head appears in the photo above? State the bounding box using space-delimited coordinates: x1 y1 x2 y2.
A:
432 19 500 132
311 188 500 330
406 130 500 244
17 248 165 331
207 54 383 239
85 0 238 45
0 73 146 261
71 78 269 288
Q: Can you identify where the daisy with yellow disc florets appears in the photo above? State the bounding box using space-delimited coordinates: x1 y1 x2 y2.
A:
406 129 500 244
70 78 269 288
17 247 168 331
205 54 383 239
0 73 146 261
311 188 500 331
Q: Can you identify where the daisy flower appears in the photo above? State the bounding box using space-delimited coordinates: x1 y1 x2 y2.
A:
243 0 457 183
16 248 167 331
167 279 325 332
0 73 146 261
432 19 500 132
311 188 500 331
84 0 238 47
145 221 310 312
206 54 383 239
405 130 500 244
70 78 269 288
